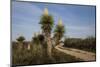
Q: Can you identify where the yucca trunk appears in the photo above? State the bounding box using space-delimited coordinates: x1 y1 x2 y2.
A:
43 31 52 58
54 33 61 46
47 36 52 58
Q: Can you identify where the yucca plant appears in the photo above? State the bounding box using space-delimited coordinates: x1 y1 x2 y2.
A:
39 8 54 58
54 18 65 46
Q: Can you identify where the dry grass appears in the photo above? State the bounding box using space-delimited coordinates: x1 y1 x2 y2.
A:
12 42 81 66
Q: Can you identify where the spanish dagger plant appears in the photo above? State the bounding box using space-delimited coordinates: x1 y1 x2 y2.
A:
39 7 54 58
54 18 65 46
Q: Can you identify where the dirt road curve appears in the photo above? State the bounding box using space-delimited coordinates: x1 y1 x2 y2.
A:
55 46 96 61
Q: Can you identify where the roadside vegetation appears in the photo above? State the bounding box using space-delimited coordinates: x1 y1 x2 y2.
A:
64 37 96 53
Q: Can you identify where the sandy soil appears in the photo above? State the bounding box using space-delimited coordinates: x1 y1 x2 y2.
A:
55 45 96 61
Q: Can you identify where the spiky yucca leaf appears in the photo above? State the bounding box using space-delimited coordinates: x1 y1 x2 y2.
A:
40 15 54 34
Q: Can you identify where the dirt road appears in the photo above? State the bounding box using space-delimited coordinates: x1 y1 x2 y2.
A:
55 46 96 61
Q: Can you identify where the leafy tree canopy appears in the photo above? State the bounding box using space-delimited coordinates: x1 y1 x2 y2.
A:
16 36 25 42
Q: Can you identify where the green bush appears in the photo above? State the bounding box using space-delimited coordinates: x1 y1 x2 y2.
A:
64 37 96 53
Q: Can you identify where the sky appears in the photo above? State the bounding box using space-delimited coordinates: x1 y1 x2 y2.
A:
12 1 96 41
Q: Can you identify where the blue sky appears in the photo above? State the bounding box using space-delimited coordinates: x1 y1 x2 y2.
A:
12 1 96 41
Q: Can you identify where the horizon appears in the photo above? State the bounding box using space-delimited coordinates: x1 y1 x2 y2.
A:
12 1 96 41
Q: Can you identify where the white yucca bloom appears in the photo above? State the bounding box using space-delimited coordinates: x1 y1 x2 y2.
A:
58 18 63 26
44 7 49 15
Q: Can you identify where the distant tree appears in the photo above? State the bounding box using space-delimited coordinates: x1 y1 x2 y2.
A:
39 8 54 58
17 36 25 42
16 36 25 49
54 18 65 46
